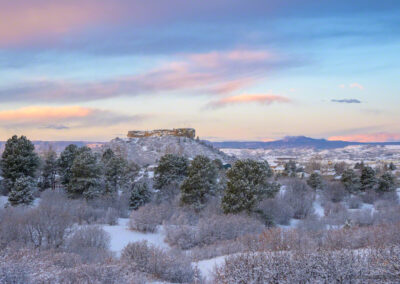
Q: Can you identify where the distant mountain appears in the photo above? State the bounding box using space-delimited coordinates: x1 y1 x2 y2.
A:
210 136 400 150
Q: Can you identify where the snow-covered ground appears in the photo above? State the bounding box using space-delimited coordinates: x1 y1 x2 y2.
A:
102 218 169 256
195 255 227 281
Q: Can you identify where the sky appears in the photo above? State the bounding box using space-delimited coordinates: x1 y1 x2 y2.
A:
0 0 399 142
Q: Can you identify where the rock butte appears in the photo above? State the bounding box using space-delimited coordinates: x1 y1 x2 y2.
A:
127 128 196 139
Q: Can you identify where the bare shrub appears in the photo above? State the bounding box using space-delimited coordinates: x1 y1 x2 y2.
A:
374 204 400 225
213 250 369 283
65 226 111 263
349 209 375 227
121 241 194 283
165 225 198 249
322 182 347 203
129 202 173 233
282 179 315 219
0 262 31 284
104 207 119 225
34 191 75 248
323 202 348 227
196 214 264 246
258 196 294 225
57 264 131 284
347 195 362 209
362 189 379 204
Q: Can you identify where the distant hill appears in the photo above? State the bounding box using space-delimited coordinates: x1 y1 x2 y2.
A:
0 141 106 154
210 136 400 150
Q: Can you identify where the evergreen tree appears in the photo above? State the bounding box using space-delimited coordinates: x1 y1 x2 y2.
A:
180 155 218 210
341 169 361 193
334 162 347 175
283 160 297 177
39 148 57 191
222 159 278 214
101 149 128 194
8 176 34 206
129 182 152 210
377 172 396 193
154 154 188 189
389 162 397 171
0 135 39 192
360 166 376 191
307 172 323 190
58 144 79 187
68 147 102 199
354 161 365 170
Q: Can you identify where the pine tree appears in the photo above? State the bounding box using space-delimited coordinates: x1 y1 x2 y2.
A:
0 135 39 192
101 149 128 194
389 162 397 171
377 172 396 193
341 169 360 193
129 182 152 210
360 166 376 191
283 160 297 177
307 172 323 190
221 159 278 214
154 154 188 189
67 147 102 199
180 155 218 210
58 144 79 187
8 176 34 206
39 147 57 191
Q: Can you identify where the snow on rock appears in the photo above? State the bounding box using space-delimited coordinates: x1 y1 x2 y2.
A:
102 218 169 257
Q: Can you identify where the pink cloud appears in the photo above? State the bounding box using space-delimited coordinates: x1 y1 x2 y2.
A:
0 48 296 103
349 83 364 90
328 133 400 143
0 1 120 47
207 93 291 109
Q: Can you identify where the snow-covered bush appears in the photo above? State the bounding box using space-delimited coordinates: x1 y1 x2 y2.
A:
258 196 294 225
322 182 347 203
197 214 264 246
121 241 194 283
213 250 369 283
129 202 173 233
65 226 111 263
349 209 375 226
165 225 198 249
281 179 315 219
323 202 349 226
0 261 31 284
347 195 363 209
104 207 119 225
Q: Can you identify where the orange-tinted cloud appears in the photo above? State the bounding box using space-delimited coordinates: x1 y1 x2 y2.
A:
0 1 112 46
207 93 291 109
329 133 400 142
0 106 91 121
0 106 142 129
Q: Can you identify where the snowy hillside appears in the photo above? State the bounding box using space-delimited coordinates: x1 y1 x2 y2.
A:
103 136 235 166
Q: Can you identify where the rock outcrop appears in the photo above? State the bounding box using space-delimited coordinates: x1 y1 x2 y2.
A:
127 128 195 139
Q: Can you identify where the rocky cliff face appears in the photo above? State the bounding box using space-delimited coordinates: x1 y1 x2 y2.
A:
127 128 195 139
104 136 234 166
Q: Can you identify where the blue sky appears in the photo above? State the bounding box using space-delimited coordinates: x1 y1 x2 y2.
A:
0 0 399 141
